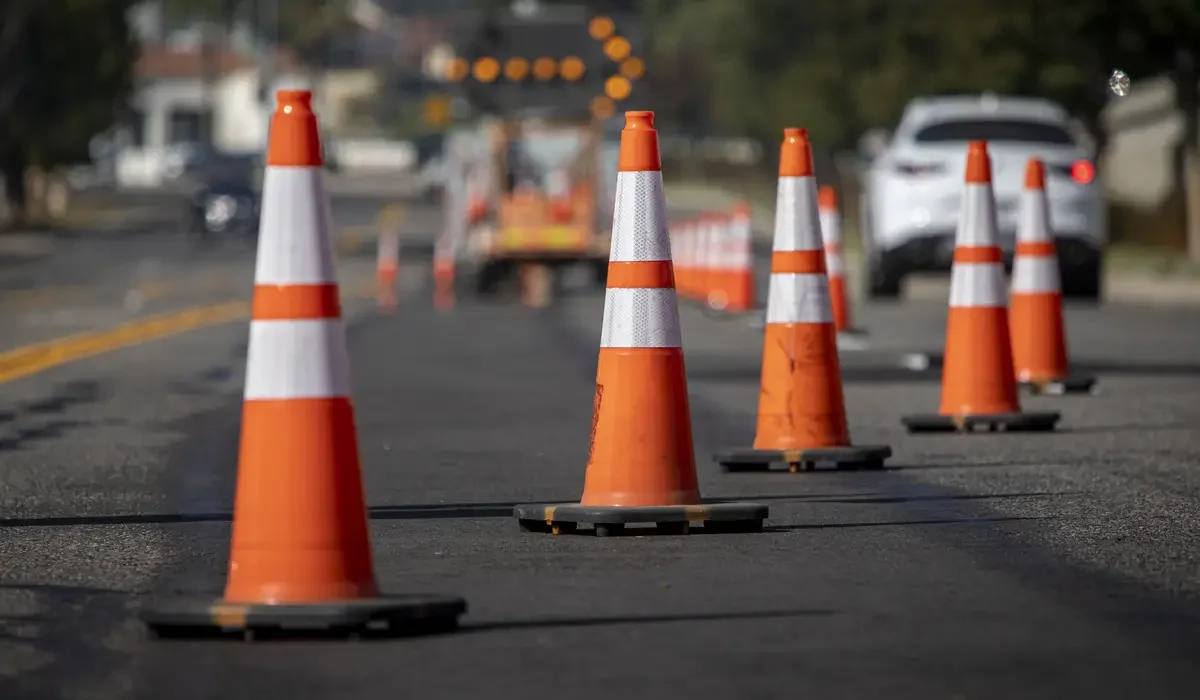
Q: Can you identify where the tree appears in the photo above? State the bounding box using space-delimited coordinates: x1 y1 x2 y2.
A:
160 0 356 66
0 0 138 219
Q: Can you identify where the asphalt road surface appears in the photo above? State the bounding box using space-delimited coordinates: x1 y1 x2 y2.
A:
2 197 1200 700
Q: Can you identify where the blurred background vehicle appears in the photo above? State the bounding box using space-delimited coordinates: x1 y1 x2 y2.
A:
859 94 1105 300
184 154 262 245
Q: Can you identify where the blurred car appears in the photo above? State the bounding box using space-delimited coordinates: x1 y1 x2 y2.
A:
187 177 260 243
859 94 1105 300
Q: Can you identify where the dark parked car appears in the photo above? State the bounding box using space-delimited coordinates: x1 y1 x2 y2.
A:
186 178 260 243
185 154 262 244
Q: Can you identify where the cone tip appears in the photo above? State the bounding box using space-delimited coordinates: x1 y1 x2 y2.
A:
818 185 837 209
276 89 313 113
266 89 323 167
783 127 808 142
624 110 655 130
1025 159 1046 189
964 140 991 184
779 127 814 177
618 111 661 171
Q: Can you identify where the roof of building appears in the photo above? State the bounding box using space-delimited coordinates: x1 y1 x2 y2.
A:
134 45 302 80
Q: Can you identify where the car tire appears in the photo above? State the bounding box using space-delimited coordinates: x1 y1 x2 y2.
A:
1061 255 1102 302
866 253 904 300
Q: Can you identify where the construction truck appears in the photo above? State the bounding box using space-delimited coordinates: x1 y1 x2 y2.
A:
438 3 643 305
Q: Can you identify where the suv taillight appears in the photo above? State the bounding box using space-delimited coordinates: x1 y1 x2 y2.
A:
1070 159 1095 185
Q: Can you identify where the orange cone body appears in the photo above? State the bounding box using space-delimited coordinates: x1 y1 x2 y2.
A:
1010 159 1069 382
579 111 700 508
376 227 400 310
673 218 691 298
818 186 853 332
938 141 1021 416
753 128 851 451
225 90 378 605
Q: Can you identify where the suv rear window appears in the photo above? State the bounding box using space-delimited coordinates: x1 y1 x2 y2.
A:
913 119 1075 145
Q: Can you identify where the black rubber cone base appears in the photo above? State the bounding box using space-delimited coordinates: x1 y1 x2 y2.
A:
513 502 768 537
1019 375 1098 396
901 411 1061 434
714 445 893 473
142 594 467 641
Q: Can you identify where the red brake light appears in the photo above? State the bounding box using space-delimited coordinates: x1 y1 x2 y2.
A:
1070 160 1095 185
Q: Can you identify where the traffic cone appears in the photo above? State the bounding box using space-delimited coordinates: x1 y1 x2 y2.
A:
514 111 767 536
818 186 865 336
705 211 733 312
902 141 1061 433
432 233 456 311
713 128 891 473
725 201 757 313
376 224 400 312
141 90 466 639
675 217 695 299
1010 159 1096 395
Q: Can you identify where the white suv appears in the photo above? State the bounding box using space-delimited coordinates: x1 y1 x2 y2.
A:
859 94 1106 300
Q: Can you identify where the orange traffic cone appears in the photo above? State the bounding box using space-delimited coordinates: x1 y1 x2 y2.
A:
514 111 767 536
675 217 696 299
141 90 466 639
1010 159 1096 395
714 128 891 473
902 141 1061 433
432 233 456 311
703 211 730 311
726 201 757 313
376 224 400 312
818 186 865 336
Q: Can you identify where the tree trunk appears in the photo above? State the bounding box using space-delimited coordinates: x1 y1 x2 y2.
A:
1 150 28 224
1174 49 1200 262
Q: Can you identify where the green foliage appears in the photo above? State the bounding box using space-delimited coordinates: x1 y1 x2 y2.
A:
638 0 1200 149
0 0 138 169
160 0 355 64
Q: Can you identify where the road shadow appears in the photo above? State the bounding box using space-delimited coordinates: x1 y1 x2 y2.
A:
0 491 1072 529
765 514 1050 532
687 360 943 385
460 607 835 635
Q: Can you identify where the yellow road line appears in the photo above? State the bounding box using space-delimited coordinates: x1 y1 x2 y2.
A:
0 301 251 384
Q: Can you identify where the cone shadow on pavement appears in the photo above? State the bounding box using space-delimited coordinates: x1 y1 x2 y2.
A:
513 111 768 537
140 90 466 641
902 141 1061 433
712 128 892 474
1010 159 1097 396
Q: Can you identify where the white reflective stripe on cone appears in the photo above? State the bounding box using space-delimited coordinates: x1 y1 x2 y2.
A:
949 262 1007 308
1018 189 1053 243
773 176 823 252
825 249 845 277
820 210 841 245
610 171 671 262
1012 256 1061 293
955 184 1000 248
244 319 352 400
731 241 754 269
765 273 834 325
255 167 338 286
600 288 683 348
